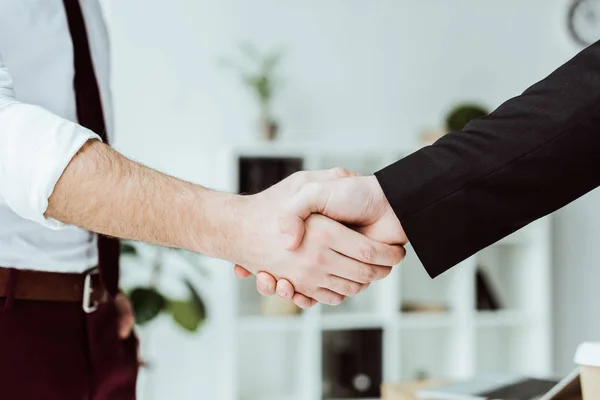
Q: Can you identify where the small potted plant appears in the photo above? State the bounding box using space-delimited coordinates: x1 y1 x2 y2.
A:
419 102 488 146
444 103 488 132
120 242 208 337
121 242 209 396
220 43 284 141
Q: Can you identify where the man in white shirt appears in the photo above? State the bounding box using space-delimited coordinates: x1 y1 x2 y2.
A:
0 1 403 398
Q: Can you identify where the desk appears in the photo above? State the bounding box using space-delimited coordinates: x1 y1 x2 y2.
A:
381 380 448 400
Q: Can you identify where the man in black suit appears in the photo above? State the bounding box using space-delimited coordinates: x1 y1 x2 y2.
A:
237 38 600 308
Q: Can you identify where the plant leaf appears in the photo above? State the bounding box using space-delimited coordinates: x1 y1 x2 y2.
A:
120 242 138 255
262 52 282 74
169 299 205 332
185 279 207 318
239 42 261 62
218 57 245 73
129 287 166 325
167 280 207 332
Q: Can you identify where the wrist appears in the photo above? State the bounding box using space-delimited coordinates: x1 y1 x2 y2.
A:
187 187 248 260
368 175 408 245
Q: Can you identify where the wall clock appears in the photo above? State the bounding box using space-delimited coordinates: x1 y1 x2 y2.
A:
568 0 600 46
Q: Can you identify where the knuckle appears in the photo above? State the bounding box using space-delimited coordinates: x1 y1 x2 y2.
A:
313 227 331 242
308 251 327 267
294 276 309 291
292 171 308 183
360 265 377 282
304 181 320 196
345 282 362 296
331 167 350 178
360 244 377 263
289 171 311 191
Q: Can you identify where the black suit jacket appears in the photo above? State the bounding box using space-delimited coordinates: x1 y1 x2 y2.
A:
375 40 600 278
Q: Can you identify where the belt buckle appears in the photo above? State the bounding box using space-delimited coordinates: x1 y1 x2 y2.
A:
82 267 100 314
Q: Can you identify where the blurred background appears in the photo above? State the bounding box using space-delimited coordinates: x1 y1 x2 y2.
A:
98 0 600 398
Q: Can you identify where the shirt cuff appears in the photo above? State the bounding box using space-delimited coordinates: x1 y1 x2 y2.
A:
375 150 462 279
0 102 101 229
40 130 102 229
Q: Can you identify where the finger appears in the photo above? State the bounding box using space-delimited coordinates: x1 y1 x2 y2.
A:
114 294 135 339
279 182 331 251
314 216 406 266
300 167 360 183
323 274 367 297
325 248 393 284
234 264 253 278
280 168 359 251
291 292 317 309
283 181 331 225
275 279 295 301
279 214 306 251
255 272 277 296
119 316 135 339
311 288 345 306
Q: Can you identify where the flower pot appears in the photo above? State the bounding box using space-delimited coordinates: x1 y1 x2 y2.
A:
260 120 279 141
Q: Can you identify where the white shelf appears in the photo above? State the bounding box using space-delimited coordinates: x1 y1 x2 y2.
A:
328 398 380 400
399 313 456 329
243 395 299 400
212 145 552 400
476 310 531 327
320 313 384 331
238 315 305 332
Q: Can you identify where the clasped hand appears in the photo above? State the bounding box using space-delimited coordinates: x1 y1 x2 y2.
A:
233 168 407 309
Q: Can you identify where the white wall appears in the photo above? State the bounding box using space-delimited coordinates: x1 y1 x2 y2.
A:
103 0 579 186
553 193 600 375
100 0 597 396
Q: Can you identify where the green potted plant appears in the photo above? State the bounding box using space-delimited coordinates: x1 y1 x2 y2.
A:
444 103 488 132
419 102 489 147
220 43 284 141
120 242 207 334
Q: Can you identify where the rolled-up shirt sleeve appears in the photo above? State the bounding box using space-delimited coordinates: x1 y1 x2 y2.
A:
0 53 101 229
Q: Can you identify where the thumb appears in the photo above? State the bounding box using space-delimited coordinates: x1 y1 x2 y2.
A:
114 293 135 339
279 182 331 250
279 212 305 250
233 264 253 278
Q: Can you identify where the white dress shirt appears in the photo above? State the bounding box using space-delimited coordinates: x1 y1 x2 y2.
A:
0 0 111 272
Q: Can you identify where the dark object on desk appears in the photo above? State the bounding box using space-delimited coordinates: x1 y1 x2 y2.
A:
238 157 303 194
476 267 502 311
479 378 559 399
418 374 566 400
541 369 582 400
322 329 382 399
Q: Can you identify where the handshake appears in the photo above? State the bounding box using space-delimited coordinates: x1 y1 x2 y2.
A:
227 168 408 309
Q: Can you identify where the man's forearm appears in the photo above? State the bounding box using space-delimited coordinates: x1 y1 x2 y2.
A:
376 40 600 278
46 139 240 259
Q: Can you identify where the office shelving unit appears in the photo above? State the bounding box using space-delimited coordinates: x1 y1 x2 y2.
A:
202 142 552 400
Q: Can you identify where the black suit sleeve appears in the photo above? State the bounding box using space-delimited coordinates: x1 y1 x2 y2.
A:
375 40 600 278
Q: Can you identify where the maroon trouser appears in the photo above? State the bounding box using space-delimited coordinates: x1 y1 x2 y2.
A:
0 272 139 400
